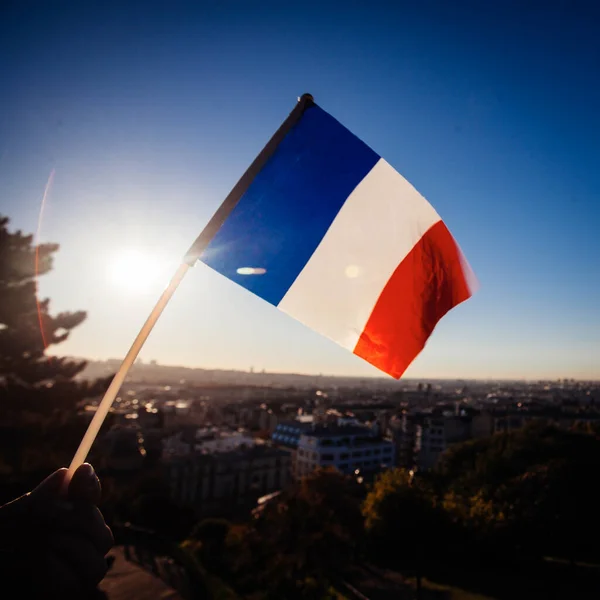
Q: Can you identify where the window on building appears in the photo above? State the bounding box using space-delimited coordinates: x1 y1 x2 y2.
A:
340 452 349 460
365 450 372 457
322 453 334 461
374 448 381 455
339 463 349 470
298 449 304 457
352 451 363 457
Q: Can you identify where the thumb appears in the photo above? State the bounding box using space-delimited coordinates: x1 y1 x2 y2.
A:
68 463 101 505
0 468 69 519
30 468 70 502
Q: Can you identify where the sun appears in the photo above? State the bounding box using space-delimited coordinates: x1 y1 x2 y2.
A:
107 248 166 294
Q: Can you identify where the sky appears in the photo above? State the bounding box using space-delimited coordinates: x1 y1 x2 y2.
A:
1 0 599 380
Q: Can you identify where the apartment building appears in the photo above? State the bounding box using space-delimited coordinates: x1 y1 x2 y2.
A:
415 414 471 469
294 423 395 478
164 444 291 516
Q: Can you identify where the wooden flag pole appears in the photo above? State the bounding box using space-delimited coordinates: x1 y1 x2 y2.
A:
66 93 315 483
67 262 191 479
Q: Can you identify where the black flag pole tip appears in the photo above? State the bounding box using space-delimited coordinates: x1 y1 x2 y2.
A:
183 92 317 264
68 91 319 477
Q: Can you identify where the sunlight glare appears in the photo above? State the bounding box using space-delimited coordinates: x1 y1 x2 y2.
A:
107 248 170 294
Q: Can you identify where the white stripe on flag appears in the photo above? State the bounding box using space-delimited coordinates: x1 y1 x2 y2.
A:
278 158 442 350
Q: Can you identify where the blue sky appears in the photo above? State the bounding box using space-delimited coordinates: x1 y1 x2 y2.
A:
1 1 598 380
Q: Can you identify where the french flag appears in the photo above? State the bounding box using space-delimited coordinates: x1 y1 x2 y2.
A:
195 95 477 378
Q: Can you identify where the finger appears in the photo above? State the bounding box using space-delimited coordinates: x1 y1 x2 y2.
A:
31 468 69 500
48 532 109 589
66 505 114 555
0 470 74 543
69 463 101 505
1 468 69 518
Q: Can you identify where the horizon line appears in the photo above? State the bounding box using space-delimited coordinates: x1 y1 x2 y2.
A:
71 356 600 384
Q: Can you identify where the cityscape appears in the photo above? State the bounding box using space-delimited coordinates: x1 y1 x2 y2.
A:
2 0 599 598
83 360 599 495
77 362 599 597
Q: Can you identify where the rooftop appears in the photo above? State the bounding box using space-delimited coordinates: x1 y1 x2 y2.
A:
275 420 315 431
163 443 290 465
303 424 374 438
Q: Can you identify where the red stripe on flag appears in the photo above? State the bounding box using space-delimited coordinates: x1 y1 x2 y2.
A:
354 220 474 379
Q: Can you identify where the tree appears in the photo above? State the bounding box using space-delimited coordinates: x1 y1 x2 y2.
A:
435 424 600 564
121 473 195 539
0 215 109 483
363 469 447 597
234 468 364 598
189 518 232 572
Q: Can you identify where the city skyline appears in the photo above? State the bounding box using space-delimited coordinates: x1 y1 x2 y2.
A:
1 2 599 381
78 357 598 384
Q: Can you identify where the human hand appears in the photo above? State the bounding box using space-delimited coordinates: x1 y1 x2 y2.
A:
0 464 113 598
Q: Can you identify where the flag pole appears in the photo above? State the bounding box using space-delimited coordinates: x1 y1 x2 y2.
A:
66 93 315 482
67 262 190 479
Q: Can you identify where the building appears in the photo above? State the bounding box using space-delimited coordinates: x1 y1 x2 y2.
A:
194 428 255 453
164 444 291 516
388 413 419 469
271 419 316 449
162 426 256 459
294 422 395 479
258 408 280 433
97 425 145 471
471 406 600 438
162 400 206 428
271 419 316 478
415 414 471 469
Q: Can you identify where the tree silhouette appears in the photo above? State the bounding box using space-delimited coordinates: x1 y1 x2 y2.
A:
234 468 364 598
436 424 600 564
363 469 446 596
0 215 109 482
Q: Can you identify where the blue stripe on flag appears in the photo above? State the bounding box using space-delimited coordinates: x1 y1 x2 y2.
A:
200 105 379 306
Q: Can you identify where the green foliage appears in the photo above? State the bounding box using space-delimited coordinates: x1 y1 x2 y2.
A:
178 539 239 599
362 468 448 575
1 216 89 413
435 424 600 562
224 468 364 598
112 472 196 539
0 215 109 488
190 518 233 572
179 428 600 597
191 518 231 544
